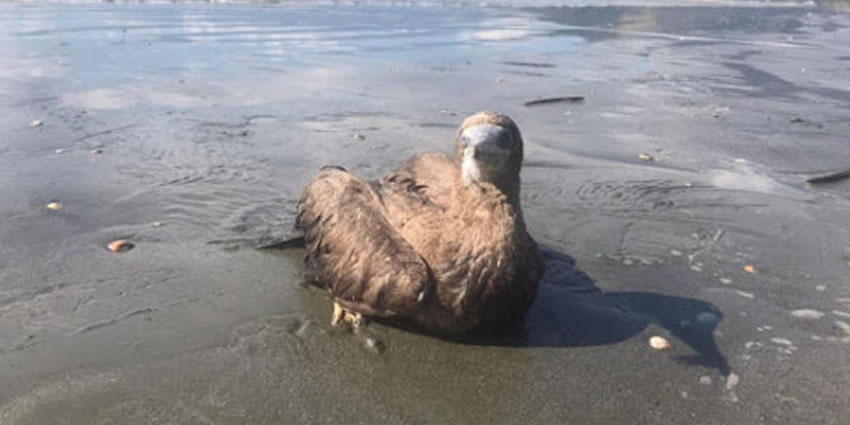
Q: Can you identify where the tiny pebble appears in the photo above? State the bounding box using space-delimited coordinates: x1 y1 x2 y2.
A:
30 120 43 127
55 148 65 154
622 258 634 266
690 266 703 272
726 373 740 390
90 149 103 155
46 202 62 210
719 277 733 285
152 221 164 228
637 153 654 161
744 264 757 274
108 239 135 253
699 376 712 385
352 134 365 140
363 337 384 354
684 182 694 187
649 335 671 350
670 249 683 256
496 77 504 83
734 158 748 164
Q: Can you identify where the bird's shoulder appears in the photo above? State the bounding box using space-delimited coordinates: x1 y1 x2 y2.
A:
380 153 458 209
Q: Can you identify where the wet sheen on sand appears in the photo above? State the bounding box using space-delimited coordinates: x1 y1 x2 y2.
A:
1 1 850 424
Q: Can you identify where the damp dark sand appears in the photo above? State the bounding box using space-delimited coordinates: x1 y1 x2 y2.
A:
1 1 849 424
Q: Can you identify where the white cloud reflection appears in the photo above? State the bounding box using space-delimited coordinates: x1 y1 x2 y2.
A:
459 16 536 42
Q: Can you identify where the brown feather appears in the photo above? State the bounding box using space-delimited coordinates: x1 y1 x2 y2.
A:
296 113 544 334
298 167 433 317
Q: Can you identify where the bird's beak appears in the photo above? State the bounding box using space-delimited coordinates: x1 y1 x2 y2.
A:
461 124 511 170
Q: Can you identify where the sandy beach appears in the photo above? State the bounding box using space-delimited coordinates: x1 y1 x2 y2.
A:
1 1 849 423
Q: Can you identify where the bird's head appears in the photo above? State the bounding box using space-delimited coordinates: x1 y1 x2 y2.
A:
454 111 524 199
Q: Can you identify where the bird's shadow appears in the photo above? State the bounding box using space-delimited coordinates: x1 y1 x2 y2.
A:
251 237 730 376
457 247 731 376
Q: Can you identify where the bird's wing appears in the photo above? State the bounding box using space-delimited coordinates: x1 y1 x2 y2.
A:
381 153 459 210
297 166 433 317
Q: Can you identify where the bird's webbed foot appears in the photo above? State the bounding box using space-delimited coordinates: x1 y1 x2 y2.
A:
331 302 368 328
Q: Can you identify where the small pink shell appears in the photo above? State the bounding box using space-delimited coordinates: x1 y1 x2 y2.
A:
108 240 134 253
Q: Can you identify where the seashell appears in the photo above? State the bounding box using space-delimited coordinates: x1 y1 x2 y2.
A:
649 335 671 350
108 239 134 253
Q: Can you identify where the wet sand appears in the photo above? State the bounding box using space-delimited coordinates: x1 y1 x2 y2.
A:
1 1 849 424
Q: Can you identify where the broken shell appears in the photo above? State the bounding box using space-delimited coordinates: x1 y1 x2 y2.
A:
30 120 43 127
637 153 654 161
55 148 65 154
46 202 62 210
744 265 757 274
108 239 135 253
649 335 672 350
152 221 164 228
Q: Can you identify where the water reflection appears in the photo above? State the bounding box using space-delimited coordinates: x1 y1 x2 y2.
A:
535 5 808 43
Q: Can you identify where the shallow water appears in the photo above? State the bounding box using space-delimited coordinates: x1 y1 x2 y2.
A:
1 1 850 424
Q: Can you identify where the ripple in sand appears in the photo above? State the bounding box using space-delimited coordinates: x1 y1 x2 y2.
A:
790 309 824 320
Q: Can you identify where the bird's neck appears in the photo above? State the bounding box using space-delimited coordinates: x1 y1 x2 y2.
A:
453 177 525 231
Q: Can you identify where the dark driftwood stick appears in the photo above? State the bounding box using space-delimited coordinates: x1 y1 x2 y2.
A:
256 235 306 250
206 234 305 250
523 96 585 107
807 169 850 184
